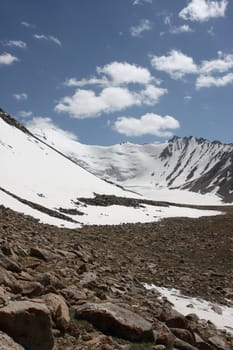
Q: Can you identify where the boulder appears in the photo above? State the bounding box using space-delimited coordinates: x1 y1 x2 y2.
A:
208 335 232 350
174 337 198 350
42 293 70 331
170 328 195 345
0 300 54 350
0 330 25 349
154 321 175 349
75 302 154 342
30 247 58 261
160 307 188 329
194 333 215 350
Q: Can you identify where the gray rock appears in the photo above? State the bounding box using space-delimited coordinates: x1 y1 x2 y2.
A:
75 302 154 342
0 300 54 350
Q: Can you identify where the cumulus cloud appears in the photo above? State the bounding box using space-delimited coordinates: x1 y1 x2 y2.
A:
150 50 198 79
34 34 62 46
113 113 180 137
13 93 28 101
55 85 167 119
133 0 152 5
58 61 166 119
18 110 33 118
5 40 27 49
27 117 78 141
196 73 233 88
179 0 228 22
200 52 233 74
97 61 154 85
130 19 152 37
184 95 192 101
0 52 18 65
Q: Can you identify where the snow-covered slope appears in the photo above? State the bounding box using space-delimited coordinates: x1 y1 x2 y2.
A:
29 119 233 204
0 108 219 227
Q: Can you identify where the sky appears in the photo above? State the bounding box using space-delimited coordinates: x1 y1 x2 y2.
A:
0 0 233 145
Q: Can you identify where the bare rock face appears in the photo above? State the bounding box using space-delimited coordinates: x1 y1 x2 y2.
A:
42 293 70 331
0 300 54 350
75 302 154 342
0 330 25 349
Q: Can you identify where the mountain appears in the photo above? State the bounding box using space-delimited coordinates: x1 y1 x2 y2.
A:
1 108 218 227
29 120 233 203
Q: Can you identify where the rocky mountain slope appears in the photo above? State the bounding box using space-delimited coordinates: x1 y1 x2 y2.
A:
0 204 232 349
30 120 233 203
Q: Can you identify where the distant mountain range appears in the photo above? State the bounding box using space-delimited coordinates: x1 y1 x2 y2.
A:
29 118 233 203
1 107 219 228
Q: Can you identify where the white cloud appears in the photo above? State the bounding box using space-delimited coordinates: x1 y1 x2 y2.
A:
58 61 166 119
34 34 62 46
18 110 33 118
150 50 198 79
163 15 193 34
130 19 152 37
179 0 228 22
169 24 193 34
97 61 154 85
196 73 233 88
21 21 35 28
184 95 192 101
55 85 167 119
0 52 18 65
113 113 180 137
133 0 152 5
64 77 109 88
5 40 27 49
27 117 78 141
200 52 233 74
13 93 28 101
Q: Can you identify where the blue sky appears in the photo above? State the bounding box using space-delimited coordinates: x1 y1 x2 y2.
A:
0 0 233 145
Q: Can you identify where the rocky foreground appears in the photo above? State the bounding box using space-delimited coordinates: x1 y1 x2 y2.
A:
0 204 233 349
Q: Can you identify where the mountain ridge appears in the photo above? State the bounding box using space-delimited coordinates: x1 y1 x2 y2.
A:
27 118 233 203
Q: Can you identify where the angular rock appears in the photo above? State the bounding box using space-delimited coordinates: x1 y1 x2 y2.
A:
160 307 188 329
194 333 215 350
0 266 18 292
75 302 154 342
0 300 54 350
15 280 43 297
0 330 25 349
154 322 175 349
30 247 58 261
43 293 70 331
171 328 195 345
208 335 232 350
60 285 87 305
174 337 198 350
0 252 22 272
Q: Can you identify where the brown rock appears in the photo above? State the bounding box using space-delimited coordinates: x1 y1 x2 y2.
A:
171 328 195 345
30 247 58 261
0 252 22 272
154 321 175 349
208 335 232 350
0 330 25 349
60 285 87 305
16 280 43 296
194 333 215 350
160 307 188 329
43 293 70 331
0 300 54 350
174 337 198 350
75 302 154 342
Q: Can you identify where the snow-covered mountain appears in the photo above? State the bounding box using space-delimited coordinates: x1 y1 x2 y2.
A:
1 108 218 227
29 118 233 203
